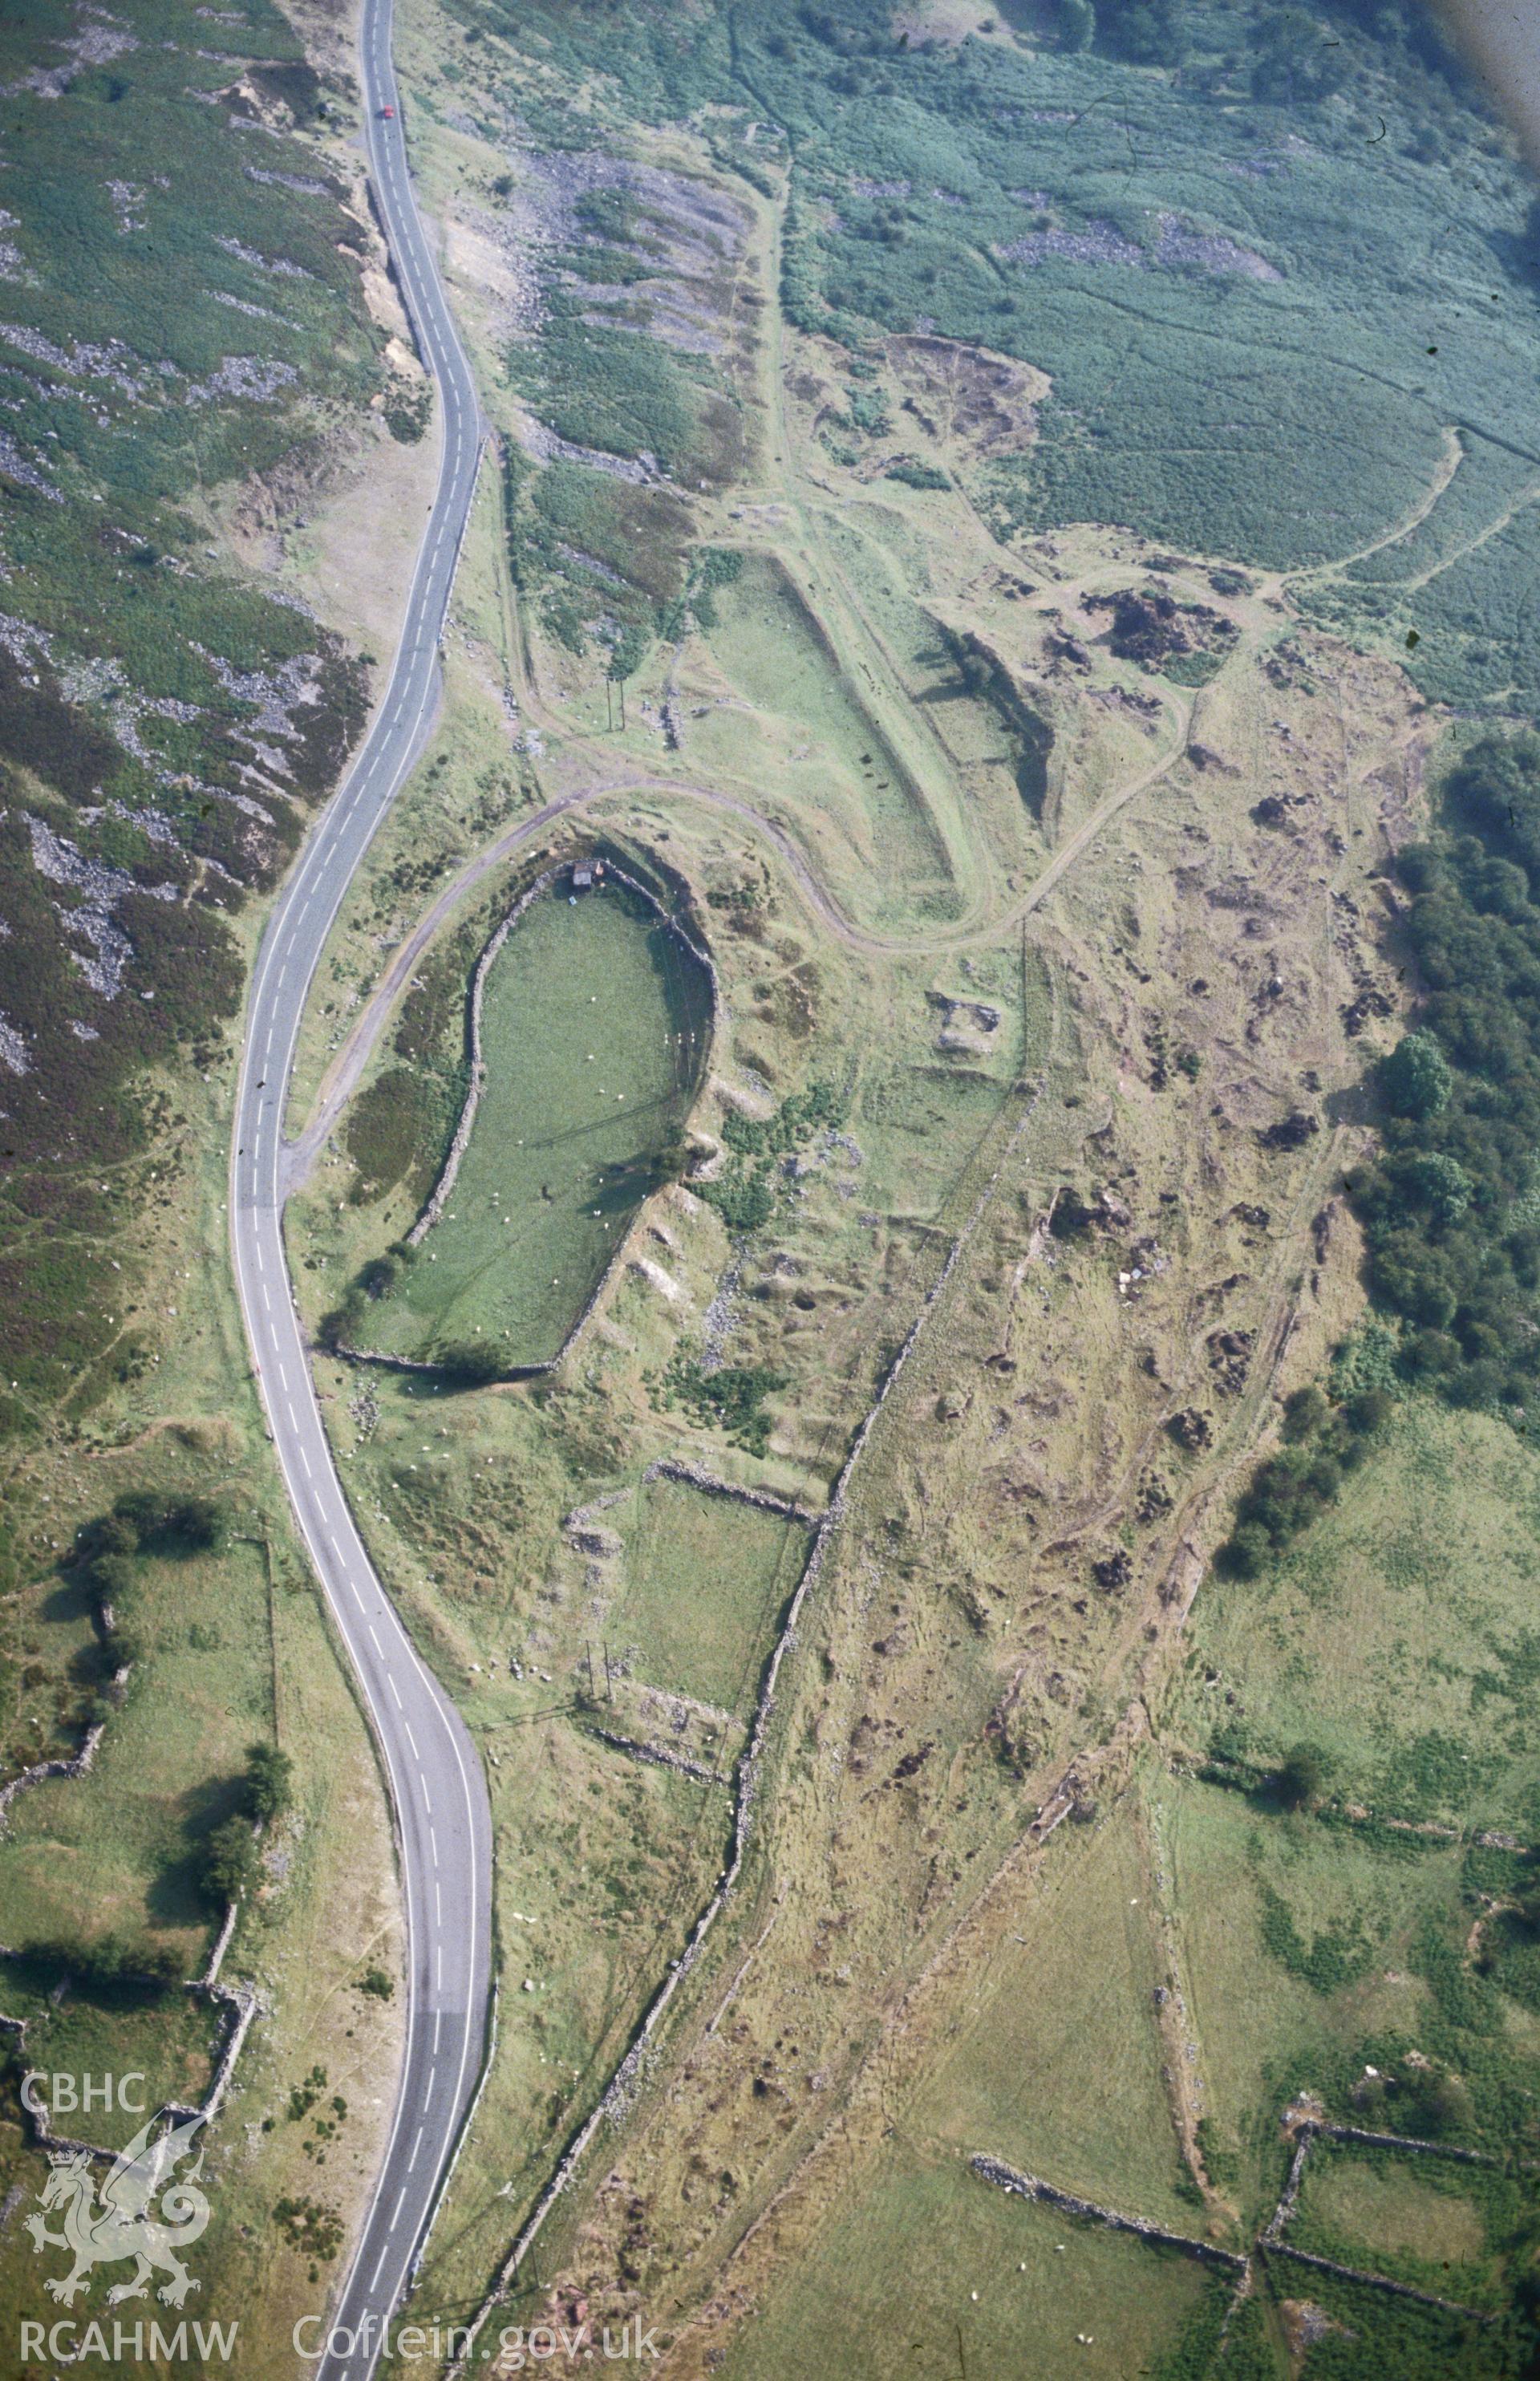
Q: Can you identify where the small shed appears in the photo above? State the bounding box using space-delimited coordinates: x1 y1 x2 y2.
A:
572 863 594 892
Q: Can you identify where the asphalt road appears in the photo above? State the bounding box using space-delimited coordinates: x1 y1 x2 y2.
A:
227 5 492 2373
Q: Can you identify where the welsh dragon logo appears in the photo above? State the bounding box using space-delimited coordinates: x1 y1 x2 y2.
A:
25 2111 210 2308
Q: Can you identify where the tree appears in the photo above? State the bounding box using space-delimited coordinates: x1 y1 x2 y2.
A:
168 1498 225 1553
1096 0 1186 66
201 1817 258 1906
318 1296 363 1353
357 1255 398 1300
1058 0 1095 49
112 1491 225 1554
1275 1742 1331 1810
1445 728 1540 885
1405 2067 1473 2139
1402 1150 1472 1227
79 1512 139 1564
1343 1387 1393 1436
606 621 649 683
436 1340 506 1385
87 1551 138 1604
1280 1385 1327 1442
650 1123 693 1186
1217 1523 1270 1580
1380 1030 1453 1120
1368 1234 1457 1329
1251 7 1346 103
245 1742 294 1822
1511 1875 1540 1934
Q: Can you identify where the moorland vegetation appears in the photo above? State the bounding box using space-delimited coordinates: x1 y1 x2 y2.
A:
449 0 1540 722
0 0 393 1442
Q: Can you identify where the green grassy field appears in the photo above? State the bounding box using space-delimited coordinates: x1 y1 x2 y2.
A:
1181 1396 1540 1835
699 551 963 926
1291 2138 1504 2305
0 1419 406 2380
359 882 711 1369
905 1810 1197 2233
607 1477 809 1714
0 1533 274 1968
716 2144 1218 2381
0 1952 222 2120
1150 1772 1469 2222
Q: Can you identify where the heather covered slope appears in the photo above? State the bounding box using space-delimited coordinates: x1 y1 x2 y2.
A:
0 0 398 1437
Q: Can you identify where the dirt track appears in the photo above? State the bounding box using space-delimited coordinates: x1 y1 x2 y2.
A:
288 685 1191 1186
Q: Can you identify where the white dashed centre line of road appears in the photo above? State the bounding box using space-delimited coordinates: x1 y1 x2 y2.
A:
233 33 496 2365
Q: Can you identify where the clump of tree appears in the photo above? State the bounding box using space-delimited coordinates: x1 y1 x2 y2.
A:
720 1079 847 1158
649 1122 695 1189
193 1745 289 1911
321 1244 418 1356
200 1815 260 1907
245 1742 294 1821
1343 732 1540 1418
655 1353 785 1457
14 1934 183 1995
1095 0 1186 67
1275 1742 1333 1811
886 457 950 490
1216 1381 1391 1577
697 1160 775 1235
434 1340 507 1387
74 1512 140 1636
111 1491 225 1555
1055 0 1095 50
69 1494 226 1670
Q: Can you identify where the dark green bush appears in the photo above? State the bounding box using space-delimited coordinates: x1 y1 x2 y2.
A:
200 1815 259 1906
245 1742 294 1821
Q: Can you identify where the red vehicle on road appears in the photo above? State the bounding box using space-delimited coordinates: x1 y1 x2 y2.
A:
379 103 395 119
